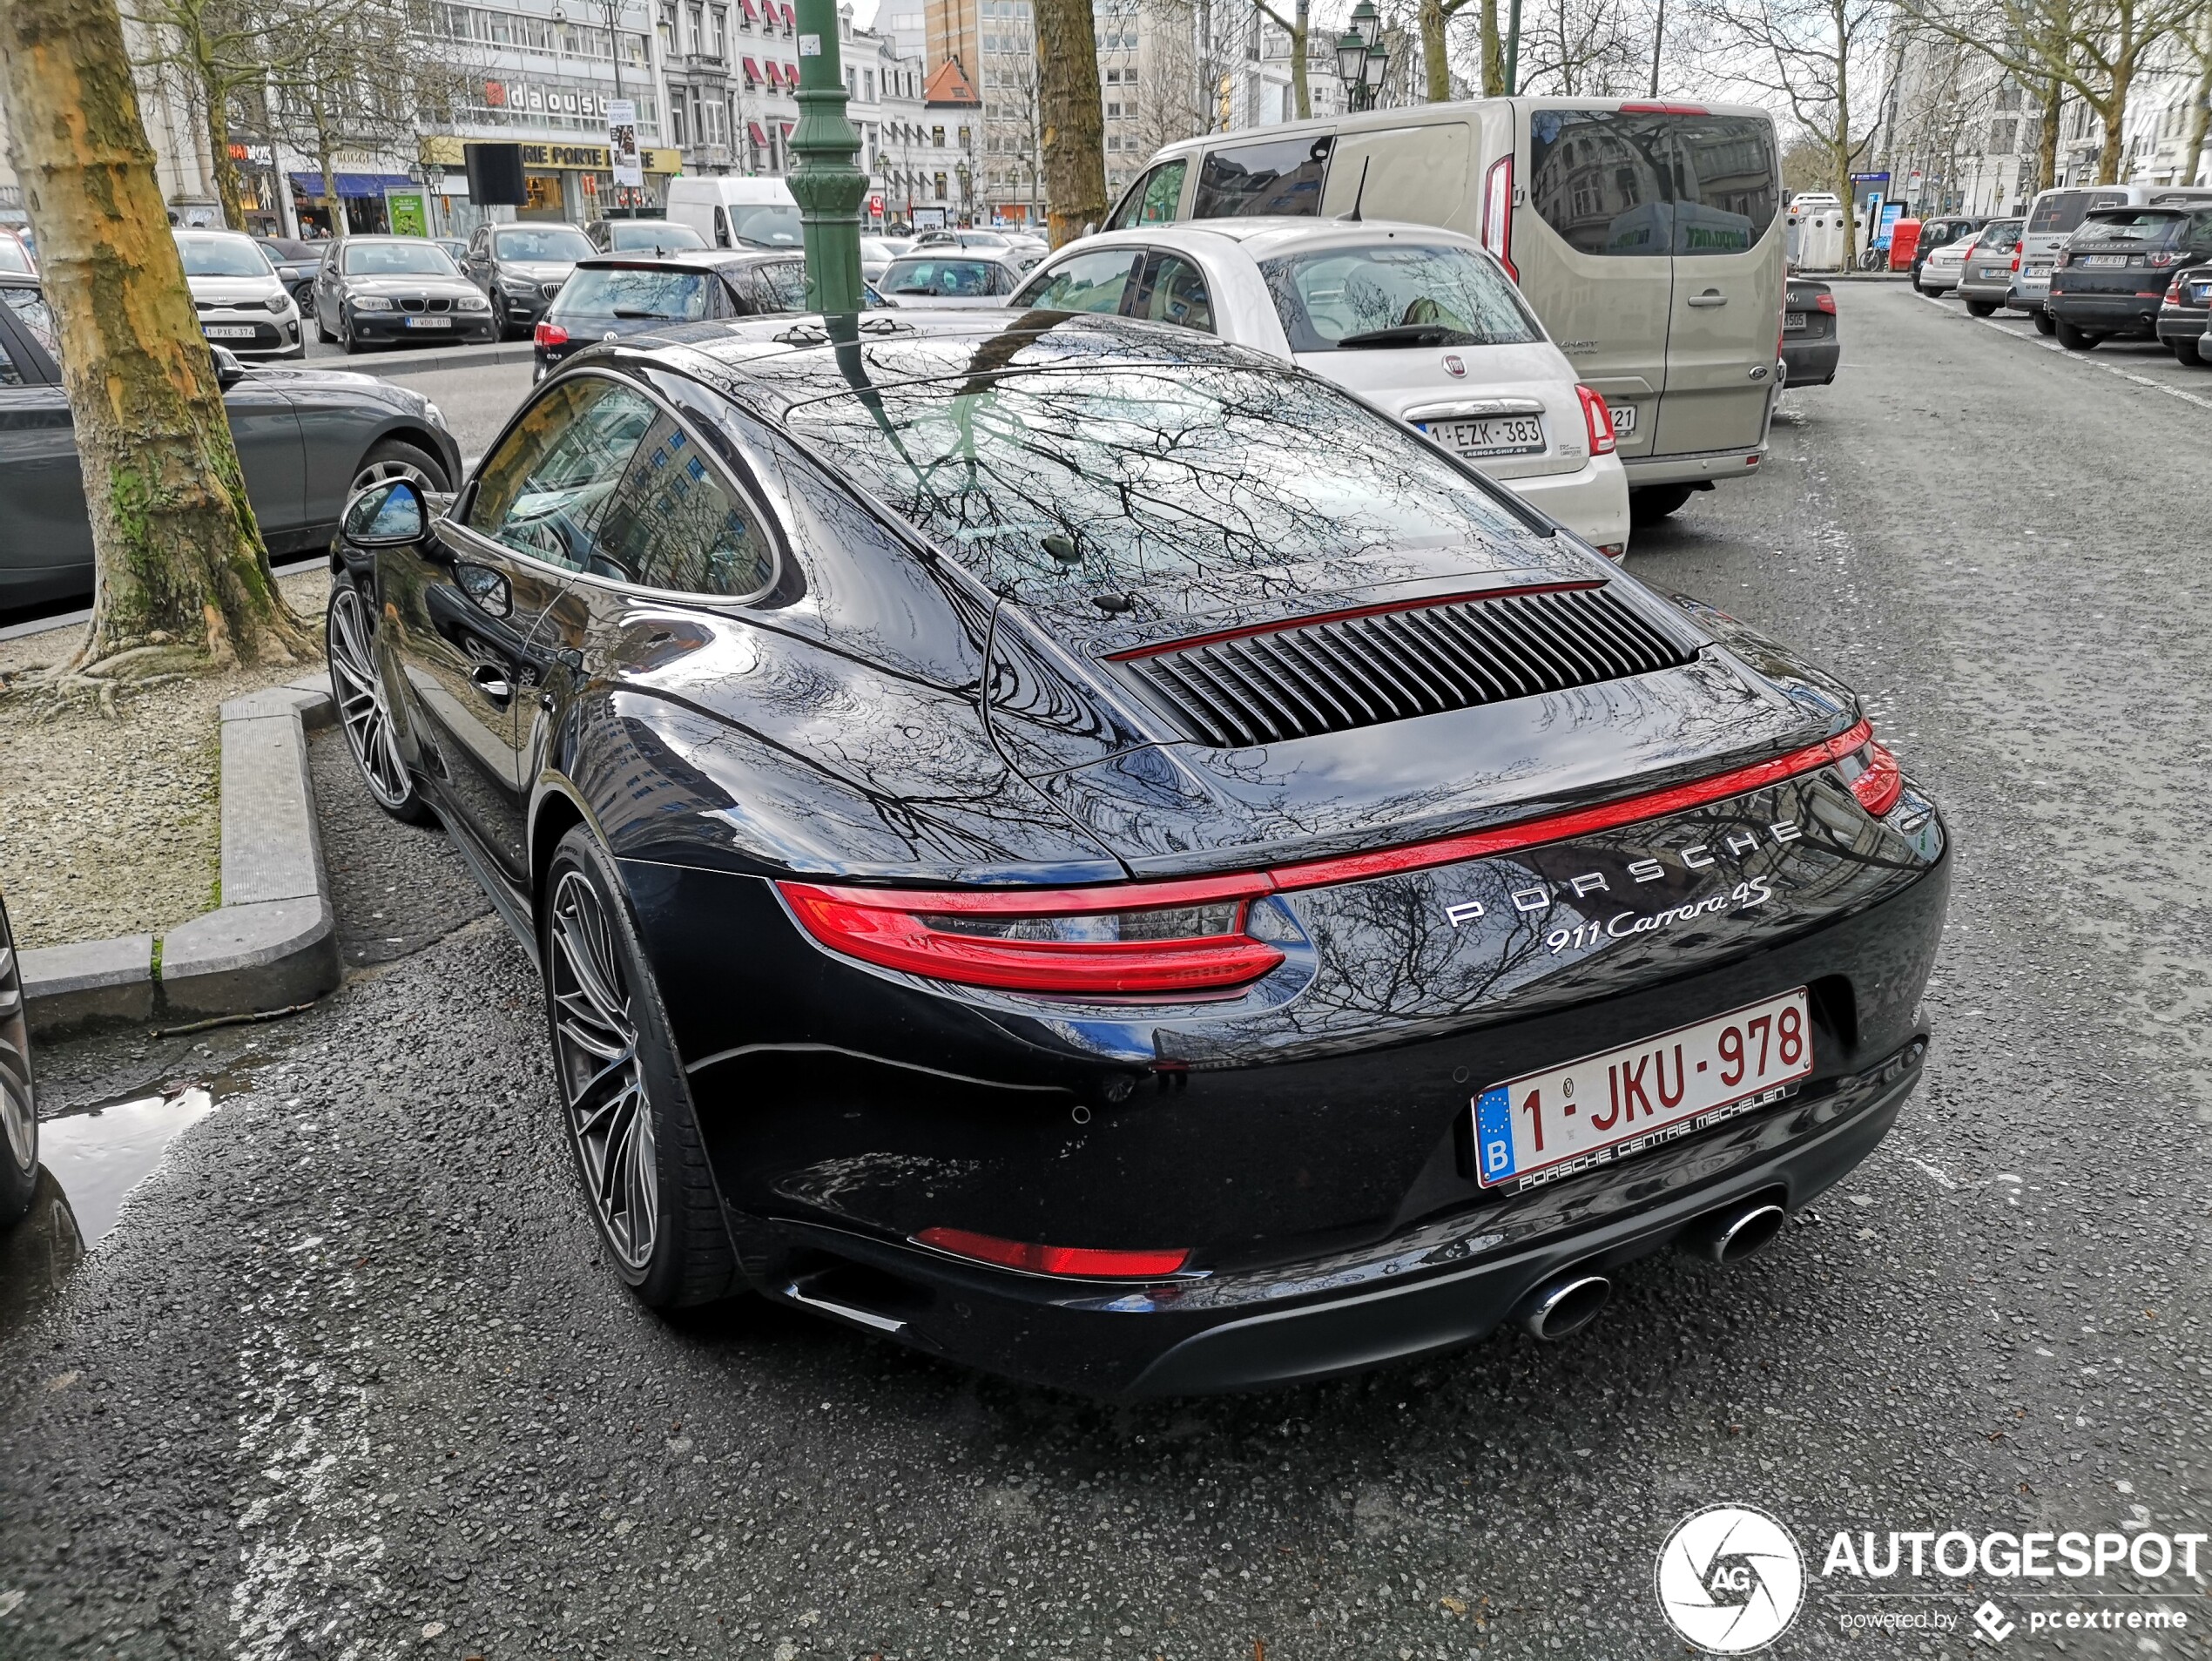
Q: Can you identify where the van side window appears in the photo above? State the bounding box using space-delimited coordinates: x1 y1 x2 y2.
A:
1191 136 1332 219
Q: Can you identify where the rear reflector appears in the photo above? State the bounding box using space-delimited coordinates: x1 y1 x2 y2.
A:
914 1226 1189 1280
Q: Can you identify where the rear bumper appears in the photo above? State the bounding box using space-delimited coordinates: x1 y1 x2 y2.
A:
2047 293 2160 334
1622 442 1770 489
2155 313 2208 346
1492 456 1630 550
1781 337 1840 386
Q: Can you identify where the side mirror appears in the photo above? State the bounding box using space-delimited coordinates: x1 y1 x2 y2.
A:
342 476 429 547
210 345 246 389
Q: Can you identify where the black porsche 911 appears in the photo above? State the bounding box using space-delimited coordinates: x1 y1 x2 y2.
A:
327 308 1949 1396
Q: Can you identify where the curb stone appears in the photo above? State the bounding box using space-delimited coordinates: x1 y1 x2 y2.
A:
20 672 342 1036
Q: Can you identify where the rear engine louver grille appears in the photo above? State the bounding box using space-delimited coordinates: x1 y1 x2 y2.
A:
1116 584 1697 746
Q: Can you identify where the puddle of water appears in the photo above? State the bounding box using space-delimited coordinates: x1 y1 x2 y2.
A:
35 1087 218 1247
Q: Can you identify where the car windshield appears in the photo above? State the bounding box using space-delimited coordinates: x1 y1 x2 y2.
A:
729 205 804 247
495 226 597 262
2074 210 2187 246
177 236 272 278
551 267 715 321
342 241 458 275
782 361 1532 597
258 238 317 260
1261 243 1541 352
1977 221 2022 247
608 221 706 251
882 256 1002 296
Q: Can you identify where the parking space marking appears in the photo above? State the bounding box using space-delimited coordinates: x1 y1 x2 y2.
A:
1971 314 2212 411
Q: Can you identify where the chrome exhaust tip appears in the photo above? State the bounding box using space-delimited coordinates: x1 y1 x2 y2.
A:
1518 1273 1612 1341
1695 1201 1789 1265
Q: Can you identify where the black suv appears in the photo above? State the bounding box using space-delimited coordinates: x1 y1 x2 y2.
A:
531 250 810 377
459 222 599 339
2049 206 2212 349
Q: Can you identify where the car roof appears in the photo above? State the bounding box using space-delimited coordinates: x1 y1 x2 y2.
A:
570 309 1281 418
573 249 795 271
1046 216 1485 260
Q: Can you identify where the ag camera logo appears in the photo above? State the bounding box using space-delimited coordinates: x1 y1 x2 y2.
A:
1656 1504 1806 1653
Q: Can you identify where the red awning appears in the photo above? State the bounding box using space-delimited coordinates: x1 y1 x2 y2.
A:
779 121 795 138
781 2 796 24
748 121 768 145
739 0 757 16
743 56 761 82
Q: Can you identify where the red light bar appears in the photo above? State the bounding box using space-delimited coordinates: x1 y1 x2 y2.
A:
914 1226 1190 1280
1619 100 1710 114
781 721 1890 991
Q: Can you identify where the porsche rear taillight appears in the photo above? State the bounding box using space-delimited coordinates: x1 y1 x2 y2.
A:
777 877 1285 995
1576 384 1616 456
1480 155 1516 280
1839 734 1903 818
914 1226 1190 1279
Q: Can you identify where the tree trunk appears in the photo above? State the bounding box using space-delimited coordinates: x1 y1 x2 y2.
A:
1034 0 1105 245
2185 30 2212 186
1289 0 1310 119
2094 64 2127 184
195 52 245 227
1480 0 1503 95
0 0 312 676
1420 0 1451 101
2035 73 2060 191
1833 0 1856 267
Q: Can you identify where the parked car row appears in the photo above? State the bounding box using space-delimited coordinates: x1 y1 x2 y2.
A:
1913 183 2212 359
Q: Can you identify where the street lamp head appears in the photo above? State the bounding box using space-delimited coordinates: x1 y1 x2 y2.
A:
1334 27 1367 91
1350 0 1382 50
1363 38 1389 92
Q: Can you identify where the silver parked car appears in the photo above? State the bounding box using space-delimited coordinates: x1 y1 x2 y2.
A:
1952 219 2023 316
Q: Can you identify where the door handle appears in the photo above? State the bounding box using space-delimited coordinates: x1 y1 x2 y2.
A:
471 664 514 701
1687 292 1729 307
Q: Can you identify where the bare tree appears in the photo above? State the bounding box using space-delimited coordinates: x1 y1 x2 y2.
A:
1694 0 1889 261
1253 0 1315 118
1514 0 1647 92
125 0 308 227
1 0 311 684
1035 0 1107 240
2178 7 2211 184
1898 0 2202 182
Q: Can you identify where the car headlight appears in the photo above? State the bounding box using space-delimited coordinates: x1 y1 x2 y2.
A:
499 276 537 295
352 294 395 311
455 292 490 312
421 401 445 427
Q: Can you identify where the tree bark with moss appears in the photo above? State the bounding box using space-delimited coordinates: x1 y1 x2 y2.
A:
1035 0 1108 244
1 0 315 687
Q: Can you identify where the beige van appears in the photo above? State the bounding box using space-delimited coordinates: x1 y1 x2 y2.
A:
1108 98 1785 523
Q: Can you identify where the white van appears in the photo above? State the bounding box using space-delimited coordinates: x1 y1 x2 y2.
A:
2012 183 2212 330
1109 98 1786 523
663 177 804 253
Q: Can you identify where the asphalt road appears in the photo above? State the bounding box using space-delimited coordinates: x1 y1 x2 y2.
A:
3 280 2209 1661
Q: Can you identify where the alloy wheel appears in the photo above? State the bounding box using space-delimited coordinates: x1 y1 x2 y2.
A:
348 453 433 496
0 928 33 1174
327 585 414 812
547 869 658 1273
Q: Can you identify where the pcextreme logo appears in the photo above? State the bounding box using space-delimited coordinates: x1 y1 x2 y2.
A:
1656 1504 1806 1653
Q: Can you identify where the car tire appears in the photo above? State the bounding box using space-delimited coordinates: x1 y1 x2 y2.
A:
349 436 450 499
315 307 334 346
1966 300 1997 317
326 579 437 827
0 895 41 1229
2033 310 2056 336
339 312 364 354
2172 338 2207 366
2054 320 2096 351
1629 484 1695 525
540 825 740 1311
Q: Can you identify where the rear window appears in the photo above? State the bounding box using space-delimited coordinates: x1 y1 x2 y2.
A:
607 221 707 252
781 364 1531 599
1527 109 1777 257
2072 209 2187 246
881 256 1006 297
1260 243 1541 352
1191 135 1334 219
550 267 717 321
177 235 273 278
2027 190 2127 234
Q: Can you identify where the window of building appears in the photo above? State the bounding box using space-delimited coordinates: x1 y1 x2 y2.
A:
865 69 876 100
934 172 948 199
711 5 727 57
958 125 971 147
933 125 946 146
687 2 703 51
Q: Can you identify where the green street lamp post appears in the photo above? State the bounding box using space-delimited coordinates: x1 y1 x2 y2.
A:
1333 0 1387 114
787 0 867 314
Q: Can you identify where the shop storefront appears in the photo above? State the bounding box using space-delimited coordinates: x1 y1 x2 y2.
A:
286 171 420 237
419 136 682 233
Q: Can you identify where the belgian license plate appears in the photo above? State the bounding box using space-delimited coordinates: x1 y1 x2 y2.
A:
1472 989 1812 1190
203 325 256 339
1782 312 1809 332
2192 284 2212 304
1608 402 1637 435
1423 415 1545 457
405 315 454 328
2025 265 2051 279
2080 253 2126 268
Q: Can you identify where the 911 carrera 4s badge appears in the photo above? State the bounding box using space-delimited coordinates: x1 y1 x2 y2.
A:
1473 988 1813 1189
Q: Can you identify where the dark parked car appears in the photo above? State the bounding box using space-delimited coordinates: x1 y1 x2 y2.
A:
325 309 1947 1396
0 274 461 611
2048 206 2212 349
0 884 35 1229
255 236 324 307
459 222 599 337
1780 276 1838 386
1908 214 1988 288
531 251 808 377
2155 261 2212 364
583 218 709 254
311 236 496 354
